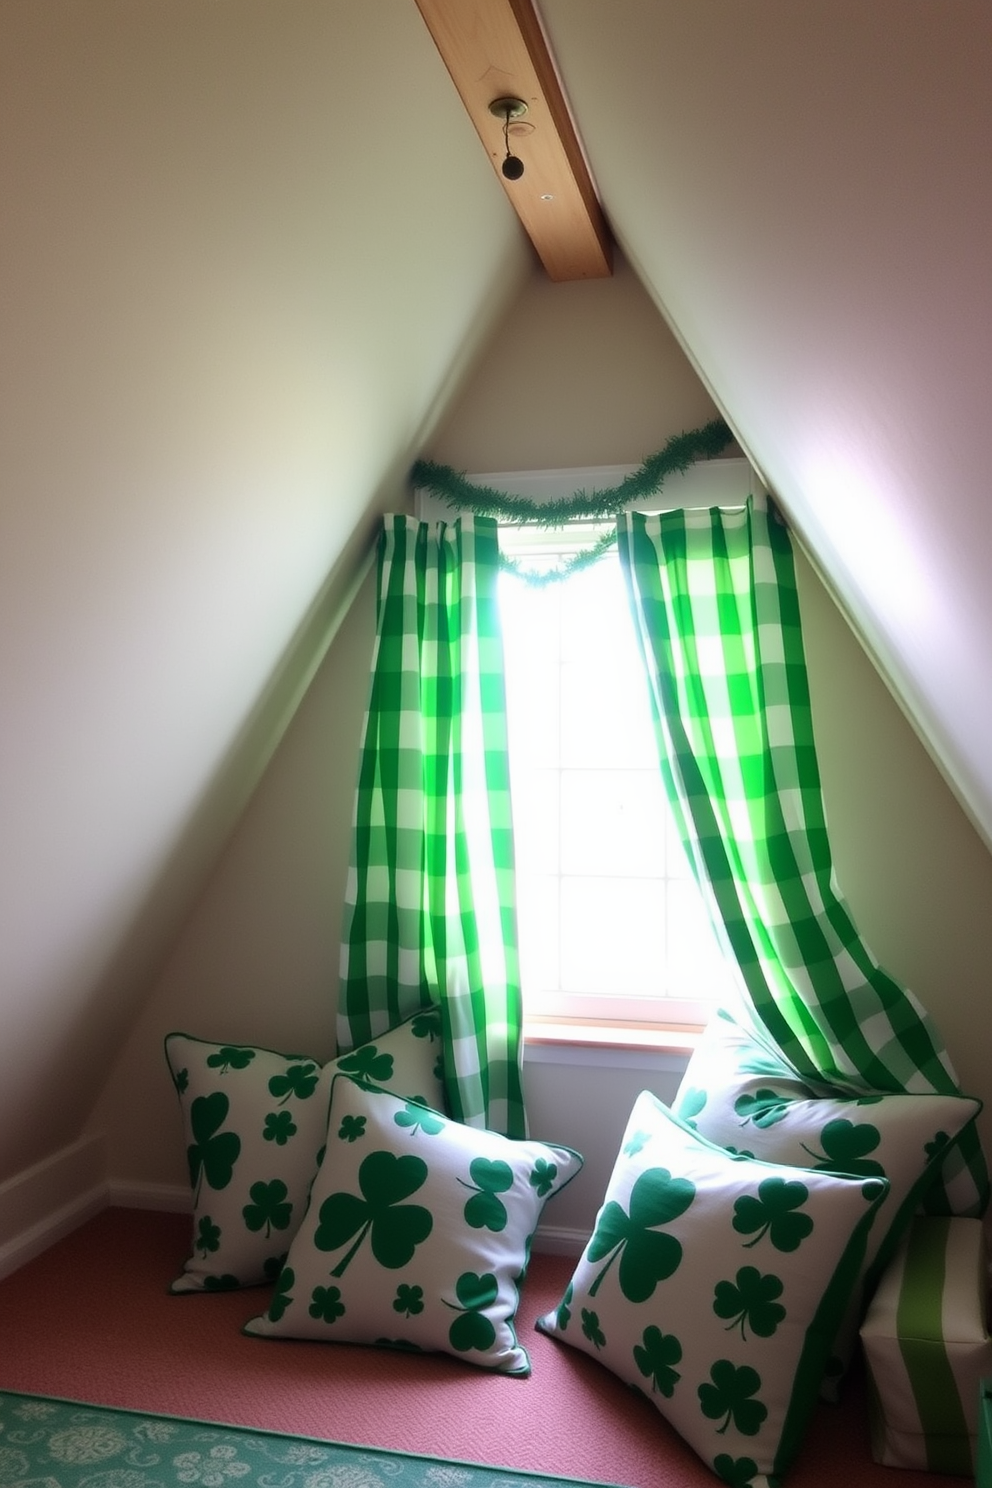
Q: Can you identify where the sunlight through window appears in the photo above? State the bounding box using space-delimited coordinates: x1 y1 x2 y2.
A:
500 547 737 1030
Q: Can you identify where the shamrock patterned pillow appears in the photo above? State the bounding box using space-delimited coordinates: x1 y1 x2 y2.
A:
671 1010 982 1393
165 1009 446 1293
537 1093 888 1488
244 1074 583 1374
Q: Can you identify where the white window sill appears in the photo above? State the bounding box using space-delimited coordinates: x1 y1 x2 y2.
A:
523 1017 701 1072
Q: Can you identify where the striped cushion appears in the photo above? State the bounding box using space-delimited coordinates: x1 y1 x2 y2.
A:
860 1216 992 1477
978 1380 992 1488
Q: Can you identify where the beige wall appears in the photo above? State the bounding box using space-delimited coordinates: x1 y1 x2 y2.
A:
427 254 720 473
799 544 992 1156
0 0 530 1186
90 253 992 1234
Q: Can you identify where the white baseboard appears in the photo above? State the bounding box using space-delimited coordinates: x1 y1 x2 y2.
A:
107 1179 190 1213
1 1158 585 1278
532 1223 587 1258
0 1135 108 1281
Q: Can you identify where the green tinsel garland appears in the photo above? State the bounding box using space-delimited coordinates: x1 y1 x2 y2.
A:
410 417 735 585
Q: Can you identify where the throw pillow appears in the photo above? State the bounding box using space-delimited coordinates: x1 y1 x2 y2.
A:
165 1009 446 1293
672 1010 983 1392
244 1074 583 1374
537 1092 888 1488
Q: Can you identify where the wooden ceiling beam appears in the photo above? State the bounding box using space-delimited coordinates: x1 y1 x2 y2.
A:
413 0 613 282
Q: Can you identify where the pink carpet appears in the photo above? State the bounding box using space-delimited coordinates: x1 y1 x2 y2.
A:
0 1208 964 1488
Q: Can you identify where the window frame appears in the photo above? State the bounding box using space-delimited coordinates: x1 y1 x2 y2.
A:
414 456 753 1040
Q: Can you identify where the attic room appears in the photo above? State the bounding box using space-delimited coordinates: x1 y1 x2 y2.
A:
2 3 992 1487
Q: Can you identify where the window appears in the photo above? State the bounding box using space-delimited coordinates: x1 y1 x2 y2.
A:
416 458 750 1037
499 532 739 1035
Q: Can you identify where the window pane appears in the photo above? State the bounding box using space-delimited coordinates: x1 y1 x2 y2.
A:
560 769 666 879
666 879 736 999
500 545 738 1027
501 577 561 767
515 872 559 995
511 768 559 876
560 876 665 996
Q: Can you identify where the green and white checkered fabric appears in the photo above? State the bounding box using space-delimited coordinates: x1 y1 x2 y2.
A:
338 514 526 1139
617 496 989 1216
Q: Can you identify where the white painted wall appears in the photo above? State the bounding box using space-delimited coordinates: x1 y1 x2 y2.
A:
0 0 529 1186
542 0 992 856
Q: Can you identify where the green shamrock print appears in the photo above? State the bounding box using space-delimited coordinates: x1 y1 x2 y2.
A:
263 1110 297 1146
173 1067 189 1096
733 1090 793 1129
587 1167 695 1301
394 1100 446 1136
186 1093 241 1200
447 1271 498 1354
206 1046 256 1074
555 1282 573 1331
268 1267 294 1322
675 1089 706 1127
394 1284 425 1317
263 1252 286 1282
195 1216 221 1256
268 1062 319 1105
461 1158 514 1232
339 1114 367 1142
243 1179 293 1237
733 1176 813 1252
581 1308 606 1349
633 1324 682 1396
202 1273 240 1291
309 1285 346 1324
739 1048 800 1081
337 1044 395 1085
530 1158 558 1197
411 1011 440 1042
800 1117 884 1176
315 1150 433 1276
713 1453 759 1487
925 1130 950 1162
713 1266 785 1339
699 1361 768 1436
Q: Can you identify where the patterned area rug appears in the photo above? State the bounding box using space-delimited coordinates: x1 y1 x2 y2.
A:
0 1392 621 1488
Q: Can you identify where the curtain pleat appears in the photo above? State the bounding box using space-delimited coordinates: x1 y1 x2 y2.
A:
617 497 988 1216
338 514 526 1138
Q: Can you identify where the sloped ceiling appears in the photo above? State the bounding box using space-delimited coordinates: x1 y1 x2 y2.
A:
536 0 992 848
0 0 530 1180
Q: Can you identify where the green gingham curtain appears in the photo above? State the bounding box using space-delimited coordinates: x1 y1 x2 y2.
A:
617 495 989 1217
338 513 526 1139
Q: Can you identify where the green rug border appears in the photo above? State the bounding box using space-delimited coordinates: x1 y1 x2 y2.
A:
0 1390 627 1488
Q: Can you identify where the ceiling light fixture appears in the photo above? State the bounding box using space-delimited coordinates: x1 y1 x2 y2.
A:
489 96 527 181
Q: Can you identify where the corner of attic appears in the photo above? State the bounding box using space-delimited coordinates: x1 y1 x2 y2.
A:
2 0 991 1278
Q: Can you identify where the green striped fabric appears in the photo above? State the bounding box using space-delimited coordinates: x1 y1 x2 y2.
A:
978 1380 992 1488
860 1216 991 1475
338 514 526 1139
617 496 989 1216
